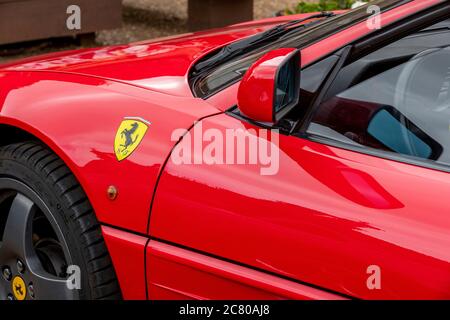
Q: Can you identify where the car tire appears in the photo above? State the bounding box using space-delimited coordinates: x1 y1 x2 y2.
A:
0 141 122 300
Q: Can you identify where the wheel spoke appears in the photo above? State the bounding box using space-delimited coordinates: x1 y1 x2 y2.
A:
0 194 35 261
30 269 75 300
0 177 80 300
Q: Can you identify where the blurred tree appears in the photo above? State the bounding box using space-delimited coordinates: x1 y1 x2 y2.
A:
284 0 362 14
338 0 348 9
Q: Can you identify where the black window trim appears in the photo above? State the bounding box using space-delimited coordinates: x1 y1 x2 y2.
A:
196 0 413 100
228 0 449 126
297 1 450 174
307 133 450 174
226 1 450 173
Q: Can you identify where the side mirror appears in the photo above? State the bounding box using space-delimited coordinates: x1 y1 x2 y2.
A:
237 48 301 124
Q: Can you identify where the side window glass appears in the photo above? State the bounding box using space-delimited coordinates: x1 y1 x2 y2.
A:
282 55 338 120
308 46 450 165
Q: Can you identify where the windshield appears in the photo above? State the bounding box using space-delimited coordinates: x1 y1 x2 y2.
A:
190 0 411 99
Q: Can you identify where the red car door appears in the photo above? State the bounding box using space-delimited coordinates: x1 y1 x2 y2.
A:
147 110 450 299
146 8 450 300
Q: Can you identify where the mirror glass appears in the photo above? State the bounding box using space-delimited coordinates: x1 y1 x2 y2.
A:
275 58 297 113
367 108 433 159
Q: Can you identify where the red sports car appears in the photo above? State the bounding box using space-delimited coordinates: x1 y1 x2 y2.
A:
0 0 449 300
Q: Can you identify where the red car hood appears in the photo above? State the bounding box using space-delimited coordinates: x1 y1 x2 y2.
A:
0 13 319 97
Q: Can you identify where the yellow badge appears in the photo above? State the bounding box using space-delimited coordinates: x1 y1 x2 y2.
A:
114 117 150 161
12 276 27 301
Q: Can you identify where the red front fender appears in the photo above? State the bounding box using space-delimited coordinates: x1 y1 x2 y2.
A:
0 70 220 234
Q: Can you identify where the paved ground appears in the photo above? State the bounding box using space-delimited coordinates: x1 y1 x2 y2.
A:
0 0 302 63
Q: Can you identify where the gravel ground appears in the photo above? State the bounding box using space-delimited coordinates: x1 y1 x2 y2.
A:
0 0 307 63
123 0 302 20
99 0 303 45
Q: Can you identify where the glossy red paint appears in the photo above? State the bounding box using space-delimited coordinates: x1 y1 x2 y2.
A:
301 0 440 66
102 226 148 300
231 11 347 28
0 0 446 300
0 71 219 233
0 19 309 98
0 12 353 99
150 113 450 299
208 0 442 112
237 48 299 123
147 241 346 300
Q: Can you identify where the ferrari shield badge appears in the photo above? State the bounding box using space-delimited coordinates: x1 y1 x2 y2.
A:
114 117 150 161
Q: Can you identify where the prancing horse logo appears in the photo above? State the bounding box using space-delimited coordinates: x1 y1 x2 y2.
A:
121 122 140 152
114 117 150 161
15 284 24 295
12 276 27 300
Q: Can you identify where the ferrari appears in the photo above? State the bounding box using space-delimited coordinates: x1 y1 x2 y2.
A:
0 0 449 300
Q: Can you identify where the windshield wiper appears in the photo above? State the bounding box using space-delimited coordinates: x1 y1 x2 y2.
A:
193 12 336 73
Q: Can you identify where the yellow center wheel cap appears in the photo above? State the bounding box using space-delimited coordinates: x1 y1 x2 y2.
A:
11 276 27 301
